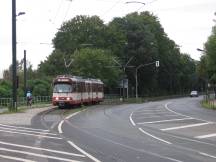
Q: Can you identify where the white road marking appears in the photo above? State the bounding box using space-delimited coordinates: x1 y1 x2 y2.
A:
0 123 49 132
0 126 57 136
129 112 136 126
135 109 166 112
165 103 211 123
195 133 216 139
0 129 62 139
68 141 101 162
58 120 64 134
0 147 81 162
161 123 211 131
0 140 84 157
199 152 216 159
130 110 172 144
0 153 35 162
138 128 172 144
165 103 191 118
137 118 193 124
133 112 172 115
65 111 81 120
136 114 179 119
58 110 84 134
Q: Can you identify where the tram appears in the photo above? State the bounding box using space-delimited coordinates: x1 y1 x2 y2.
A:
52 75 104 107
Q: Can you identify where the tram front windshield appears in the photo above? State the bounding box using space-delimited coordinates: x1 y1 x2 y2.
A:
53 83 72 93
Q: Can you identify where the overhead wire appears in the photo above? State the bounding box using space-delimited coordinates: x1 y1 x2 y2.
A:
100 0 123 18
52 0 64 24
63 0 73 22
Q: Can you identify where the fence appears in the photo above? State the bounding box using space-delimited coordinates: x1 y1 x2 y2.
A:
0 96 51 108
0 93 196 108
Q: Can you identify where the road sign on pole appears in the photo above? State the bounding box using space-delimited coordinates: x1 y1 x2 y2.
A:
156 61 159 67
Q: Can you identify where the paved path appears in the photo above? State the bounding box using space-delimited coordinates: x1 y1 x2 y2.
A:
0 107 52 125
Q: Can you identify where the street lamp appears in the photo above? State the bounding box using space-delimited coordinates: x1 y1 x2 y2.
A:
197 48 209 99
12 0 25 111
196 48 206 52
135 61 159 99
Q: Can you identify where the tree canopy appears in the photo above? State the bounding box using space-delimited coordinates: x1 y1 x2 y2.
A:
1 12 200 98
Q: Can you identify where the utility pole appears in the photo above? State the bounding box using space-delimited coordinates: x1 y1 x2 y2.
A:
24 50 27 97
135 61 159 99
12 0 17 111
113 56 135 100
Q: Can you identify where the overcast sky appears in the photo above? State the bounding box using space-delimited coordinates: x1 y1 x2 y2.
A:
0 0 216 78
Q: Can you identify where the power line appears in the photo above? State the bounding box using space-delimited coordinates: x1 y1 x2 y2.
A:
63 0 73 21
100 0 123 18
52 0 64 24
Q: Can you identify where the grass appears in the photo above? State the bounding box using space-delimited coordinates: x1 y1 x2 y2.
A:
201 100 216 110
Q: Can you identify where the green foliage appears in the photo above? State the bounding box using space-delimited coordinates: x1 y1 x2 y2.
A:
38 50 67 76
27 79 51 96
53 15 107 55
72 48 121 87
205 26 216 84
0 80 11 97
37 12 200 96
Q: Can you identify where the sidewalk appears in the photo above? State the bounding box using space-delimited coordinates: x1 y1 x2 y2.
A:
0 106 53 126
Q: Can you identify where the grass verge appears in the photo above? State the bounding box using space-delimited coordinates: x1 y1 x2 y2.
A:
201 100 216 110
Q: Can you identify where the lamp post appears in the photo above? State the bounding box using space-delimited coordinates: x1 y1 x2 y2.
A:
197 48 209 99
12 0 25 111
135 61 159 99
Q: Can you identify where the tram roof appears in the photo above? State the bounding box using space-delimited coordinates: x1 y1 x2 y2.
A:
55 75 103 84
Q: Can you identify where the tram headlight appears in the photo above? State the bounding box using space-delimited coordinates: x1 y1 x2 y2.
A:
66 97 70 101
55 97 59 101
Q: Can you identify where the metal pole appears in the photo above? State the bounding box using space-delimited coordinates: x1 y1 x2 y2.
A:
24 50 27 96
122 71 125 101
12 0 17 111
135 68 138 99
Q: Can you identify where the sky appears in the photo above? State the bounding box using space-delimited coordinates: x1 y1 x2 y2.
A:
0 0 216 78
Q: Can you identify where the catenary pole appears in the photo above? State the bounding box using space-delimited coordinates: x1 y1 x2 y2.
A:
12 0 17 111
24 50 27 96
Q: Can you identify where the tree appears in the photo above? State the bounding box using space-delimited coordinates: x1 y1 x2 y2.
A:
38 49 67 76
53 15 107 55
71 48 121 87
0 80 11 97
38 12 199 96
205 26 216 84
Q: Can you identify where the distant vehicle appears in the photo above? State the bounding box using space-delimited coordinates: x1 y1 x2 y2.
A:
52 75 104 108
190 90 198 97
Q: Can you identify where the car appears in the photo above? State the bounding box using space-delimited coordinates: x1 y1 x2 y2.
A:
190 90 198 97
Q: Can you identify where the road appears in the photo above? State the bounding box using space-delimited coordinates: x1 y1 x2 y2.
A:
0 97 216 161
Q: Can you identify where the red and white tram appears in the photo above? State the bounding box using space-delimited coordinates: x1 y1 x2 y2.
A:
52 75 104 107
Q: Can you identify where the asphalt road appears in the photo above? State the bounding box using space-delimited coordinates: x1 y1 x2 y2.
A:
59 97 216 162
0 97 216 162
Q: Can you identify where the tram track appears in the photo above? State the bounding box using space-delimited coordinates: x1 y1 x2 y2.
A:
40 107 69 131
